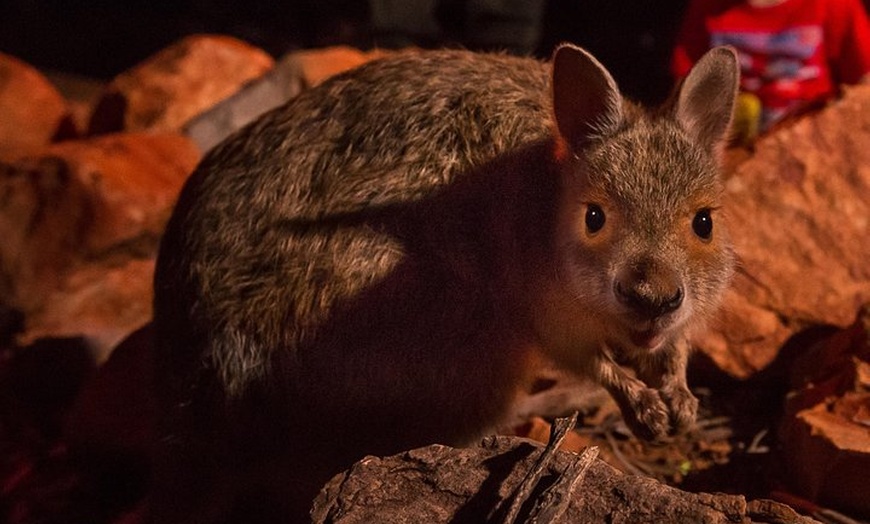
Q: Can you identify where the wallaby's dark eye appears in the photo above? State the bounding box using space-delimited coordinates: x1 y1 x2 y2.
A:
585 204 605 234
692 209 713 240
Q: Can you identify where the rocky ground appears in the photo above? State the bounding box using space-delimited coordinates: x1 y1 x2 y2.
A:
1 35 868 523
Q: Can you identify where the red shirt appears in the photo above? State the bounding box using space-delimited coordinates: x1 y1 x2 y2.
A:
672 0 870 126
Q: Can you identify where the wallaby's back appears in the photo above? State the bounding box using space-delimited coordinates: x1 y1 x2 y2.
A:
153 50 556 523
156 49 552 387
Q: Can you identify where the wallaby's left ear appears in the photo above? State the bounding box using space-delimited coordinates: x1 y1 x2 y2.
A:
675 46 740 157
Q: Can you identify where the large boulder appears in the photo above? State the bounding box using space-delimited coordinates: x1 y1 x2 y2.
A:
312 436 814 523
0 52 74 158
87 34 273 136
695 85 870 377
0 133 200 359
777 307 870 517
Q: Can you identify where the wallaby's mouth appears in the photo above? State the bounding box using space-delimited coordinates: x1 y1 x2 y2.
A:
617 314 682 350
610 288 690 350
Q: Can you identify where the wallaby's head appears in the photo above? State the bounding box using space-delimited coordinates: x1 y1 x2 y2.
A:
548 44 738 353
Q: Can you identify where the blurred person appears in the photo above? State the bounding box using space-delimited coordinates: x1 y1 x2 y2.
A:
672 0 870 139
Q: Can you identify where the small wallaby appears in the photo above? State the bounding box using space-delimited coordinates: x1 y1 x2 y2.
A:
151 44 738 523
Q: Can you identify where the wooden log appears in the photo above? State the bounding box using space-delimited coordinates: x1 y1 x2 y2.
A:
313 418 816 523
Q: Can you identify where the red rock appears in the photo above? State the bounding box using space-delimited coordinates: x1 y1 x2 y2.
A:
782 393 870 517
694 85 870 377
778 309 870 517
87 34 274 135
0 52 74 158
18 259 157 361
0 133 200 359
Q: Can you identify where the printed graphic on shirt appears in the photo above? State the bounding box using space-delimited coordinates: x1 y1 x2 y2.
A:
711 26 823 126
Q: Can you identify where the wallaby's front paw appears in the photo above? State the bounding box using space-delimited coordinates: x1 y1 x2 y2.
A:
622 388 670 441
661 386 698 435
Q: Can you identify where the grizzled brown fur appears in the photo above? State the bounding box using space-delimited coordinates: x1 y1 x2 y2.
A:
151 45 739 523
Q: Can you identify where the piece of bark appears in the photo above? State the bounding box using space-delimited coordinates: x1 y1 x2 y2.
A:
693 85 870 377
513 416 591 454
0 52 74 158
87 34 273 136
502 413 582 524
312 436 817 523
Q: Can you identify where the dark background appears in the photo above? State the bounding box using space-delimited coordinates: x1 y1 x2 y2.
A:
0 0 692 104
4 0 870 105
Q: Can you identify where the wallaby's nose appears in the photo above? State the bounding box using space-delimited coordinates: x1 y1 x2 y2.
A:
614 265 684 318
615 281 683 317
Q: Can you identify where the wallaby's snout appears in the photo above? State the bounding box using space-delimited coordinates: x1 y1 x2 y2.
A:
614 260 684 320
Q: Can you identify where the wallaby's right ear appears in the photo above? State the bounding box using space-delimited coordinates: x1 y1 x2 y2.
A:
552 44 623 153
675 46 740 157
